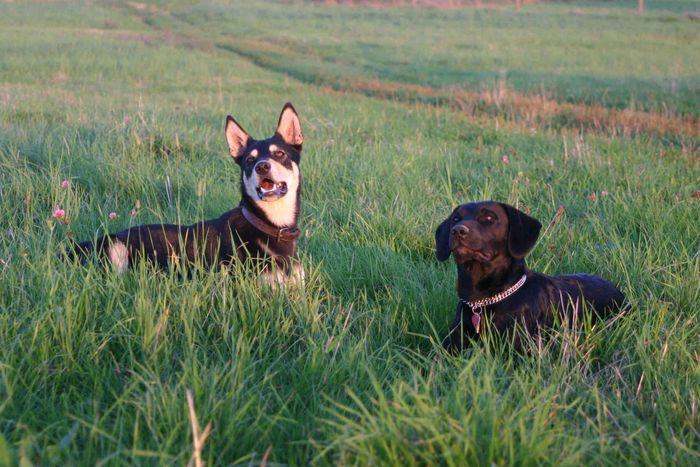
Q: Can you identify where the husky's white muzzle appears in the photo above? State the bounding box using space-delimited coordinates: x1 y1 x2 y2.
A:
245 159 295 202
243 159 300 227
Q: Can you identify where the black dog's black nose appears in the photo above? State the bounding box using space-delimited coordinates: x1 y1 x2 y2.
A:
451 224 470 237
255 161 271 174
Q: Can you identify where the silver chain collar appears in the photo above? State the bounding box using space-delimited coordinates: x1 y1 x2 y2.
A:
460 274 527 311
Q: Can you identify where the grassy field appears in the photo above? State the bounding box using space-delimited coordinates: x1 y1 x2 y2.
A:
0 0 698 464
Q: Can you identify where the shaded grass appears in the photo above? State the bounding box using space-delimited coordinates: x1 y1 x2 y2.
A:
0 0 698 465
158 0 700 115
131 0 700 142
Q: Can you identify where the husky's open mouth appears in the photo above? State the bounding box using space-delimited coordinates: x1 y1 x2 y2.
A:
256 178 288 200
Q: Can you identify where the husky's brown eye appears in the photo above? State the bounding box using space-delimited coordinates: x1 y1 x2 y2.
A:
273 150 286 158
246 156 255 164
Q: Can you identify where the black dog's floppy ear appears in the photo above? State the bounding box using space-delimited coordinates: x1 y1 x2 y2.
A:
435 216 453 262
276 102 303 149
225 115 251 162
500 203 542 259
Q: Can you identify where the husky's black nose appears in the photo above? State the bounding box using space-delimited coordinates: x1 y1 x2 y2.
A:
255 161 271 174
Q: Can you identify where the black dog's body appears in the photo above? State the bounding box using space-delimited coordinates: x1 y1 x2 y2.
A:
71 103 305 283
436 201 625 351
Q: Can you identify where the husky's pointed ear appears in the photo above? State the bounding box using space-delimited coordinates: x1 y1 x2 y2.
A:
225 115 250 161
435 215 453 262
276 102 303 148
499 203 542 259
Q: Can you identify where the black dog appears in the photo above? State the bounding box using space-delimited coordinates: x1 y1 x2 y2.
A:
70 103 305 284
435 201 625 351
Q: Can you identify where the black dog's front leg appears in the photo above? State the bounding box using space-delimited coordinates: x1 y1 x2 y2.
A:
442 306 471 352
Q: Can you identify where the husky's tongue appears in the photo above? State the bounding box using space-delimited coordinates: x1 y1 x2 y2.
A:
260 179 275 191
256 178 288 200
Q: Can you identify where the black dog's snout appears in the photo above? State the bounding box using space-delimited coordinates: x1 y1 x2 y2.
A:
451 224 470 237
255 161 271 174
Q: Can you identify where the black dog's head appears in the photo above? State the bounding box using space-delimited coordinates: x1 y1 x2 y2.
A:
435 201 542 265
225 102 303 203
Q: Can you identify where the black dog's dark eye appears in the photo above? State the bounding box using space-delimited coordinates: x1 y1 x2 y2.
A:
452 216 460 223
480 214 495 224
246 156 255 164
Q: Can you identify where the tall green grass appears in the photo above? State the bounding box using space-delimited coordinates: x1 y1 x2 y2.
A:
0 0 698 465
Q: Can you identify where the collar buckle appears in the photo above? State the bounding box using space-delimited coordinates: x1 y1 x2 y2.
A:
277 227 289 242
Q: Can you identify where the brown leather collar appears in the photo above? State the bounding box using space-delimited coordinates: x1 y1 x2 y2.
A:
241 206 300 243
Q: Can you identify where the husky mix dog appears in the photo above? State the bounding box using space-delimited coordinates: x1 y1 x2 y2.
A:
70 103 305 284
